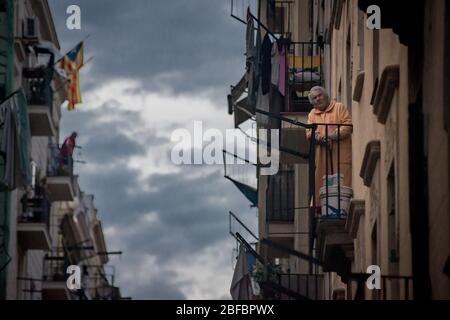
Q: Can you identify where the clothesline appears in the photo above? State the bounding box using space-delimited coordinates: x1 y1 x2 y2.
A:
247 11 280 43
232 6 282 43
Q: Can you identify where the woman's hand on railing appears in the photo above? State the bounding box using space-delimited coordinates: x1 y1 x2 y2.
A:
314 132 327 145
328 131 339 141
324 131 337 149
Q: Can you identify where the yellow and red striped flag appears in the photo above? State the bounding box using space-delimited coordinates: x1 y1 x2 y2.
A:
59 42 84 111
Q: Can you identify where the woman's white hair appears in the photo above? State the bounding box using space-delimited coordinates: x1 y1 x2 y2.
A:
308 86 329 104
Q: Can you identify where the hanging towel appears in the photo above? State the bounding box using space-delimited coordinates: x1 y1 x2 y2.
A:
0 104 17 190
0 90 32 190
230 244 252 300
12 90 32 186
278 43 287 96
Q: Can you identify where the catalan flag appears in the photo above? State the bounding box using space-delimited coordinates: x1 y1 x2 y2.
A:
59 42 84 111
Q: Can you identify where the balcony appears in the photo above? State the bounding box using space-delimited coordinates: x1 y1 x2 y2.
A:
94 284 122 300
23 67 56 137
45 146 75 202
315 204 354 277
93 222 109 265
287 42 323 113
271 273 324 300
315 219 353 276
42 254 72 300
78 264 119 300
311 123 354 277
60 215 85 264
377 276 413 300
17 188 51 251
349 275 413 300
263 169 296 260
254 268 325 300
279 122 309 165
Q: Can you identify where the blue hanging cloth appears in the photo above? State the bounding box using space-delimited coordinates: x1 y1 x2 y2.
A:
225 176 258 207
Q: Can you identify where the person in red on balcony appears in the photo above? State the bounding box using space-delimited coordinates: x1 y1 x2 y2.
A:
60 131 78 166
306 86 352 209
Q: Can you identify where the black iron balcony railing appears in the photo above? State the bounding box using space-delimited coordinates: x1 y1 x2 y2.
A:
43 254 70 282
47 144 74 178
16 276 42 300
18 186 50 229
229 3 324 114
42 250 90 300
350 275 413 300
377 275 413 300
275 273 324 300
64 239 98 263
83 267 119 300
310 122 353 221
23 67 53 113
23 44 56 110
254 109 353 261
92 284 116 300
232 231 324 300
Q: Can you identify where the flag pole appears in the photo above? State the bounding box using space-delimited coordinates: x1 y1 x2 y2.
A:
81 56 94 68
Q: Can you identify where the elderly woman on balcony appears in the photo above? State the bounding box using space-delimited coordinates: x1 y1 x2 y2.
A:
306 86 353 211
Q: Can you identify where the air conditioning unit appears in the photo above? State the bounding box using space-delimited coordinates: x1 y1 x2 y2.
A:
23 17 40 40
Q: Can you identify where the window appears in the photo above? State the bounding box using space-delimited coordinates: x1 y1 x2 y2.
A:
387 164 399 265
267 5 285 34
387 163 400 298
266 169 295 222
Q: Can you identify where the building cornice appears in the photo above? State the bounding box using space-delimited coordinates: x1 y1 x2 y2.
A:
373 65 399 124
345 199 365 239
359 140 381 187
353 71 365 102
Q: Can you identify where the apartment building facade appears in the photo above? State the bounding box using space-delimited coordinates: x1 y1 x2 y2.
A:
227 0 450 300
0 0 120 300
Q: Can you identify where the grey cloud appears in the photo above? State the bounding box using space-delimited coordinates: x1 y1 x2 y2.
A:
76 160 254 299
83 132 147 163
47 0 256 299
49 0 245 98
60 102 168 165
114 255 187 300
77 161 254 258
60 100 143 135
130 277 186 300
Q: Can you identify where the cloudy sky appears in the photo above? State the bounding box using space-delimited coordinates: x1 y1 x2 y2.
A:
48 0 259 299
